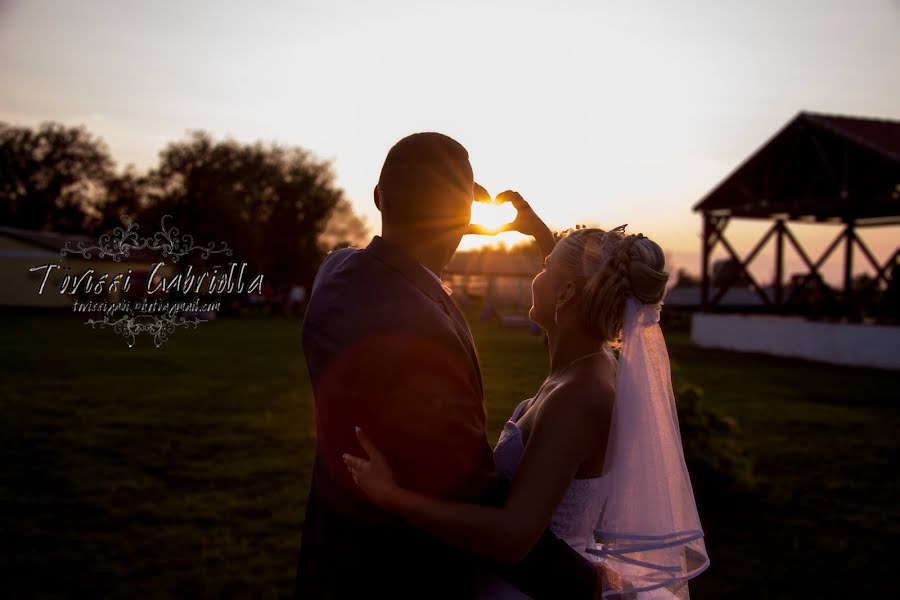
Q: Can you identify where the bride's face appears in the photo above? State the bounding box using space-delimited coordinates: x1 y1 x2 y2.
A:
529 247 568 329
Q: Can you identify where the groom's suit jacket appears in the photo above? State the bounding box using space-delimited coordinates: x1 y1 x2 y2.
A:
295 235 597 599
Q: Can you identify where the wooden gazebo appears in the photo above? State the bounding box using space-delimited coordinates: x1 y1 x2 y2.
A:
693 111 900 318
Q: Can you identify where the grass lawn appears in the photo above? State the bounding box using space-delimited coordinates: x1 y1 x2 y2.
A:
1 312 897 598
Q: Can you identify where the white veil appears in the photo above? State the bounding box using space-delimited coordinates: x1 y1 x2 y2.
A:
587 297 710 599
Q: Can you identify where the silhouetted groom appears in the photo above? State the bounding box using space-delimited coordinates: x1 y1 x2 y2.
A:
295 133 599 599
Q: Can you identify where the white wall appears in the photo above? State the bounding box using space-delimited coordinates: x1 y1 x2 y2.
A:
691 313 900 370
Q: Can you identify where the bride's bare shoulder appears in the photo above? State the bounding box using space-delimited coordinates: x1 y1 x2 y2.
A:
541 366 614 426
533 374 613 461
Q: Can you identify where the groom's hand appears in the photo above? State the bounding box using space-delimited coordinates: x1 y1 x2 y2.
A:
343 427 398 508
473 181 491 203
466 182 499 236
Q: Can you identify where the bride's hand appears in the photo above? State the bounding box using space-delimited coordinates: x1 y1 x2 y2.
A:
495 190 547 239
343 427 397 506
502 190 557 258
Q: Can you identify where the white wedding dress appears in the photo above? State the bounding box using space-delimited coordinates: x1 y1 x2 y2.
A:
475 397 607 599
474 297 706 599
476 397 686 600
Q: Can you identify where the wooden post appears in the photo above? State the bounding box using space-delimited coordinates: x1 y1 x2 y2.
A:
843 220 855 316
774 220 784 305
701 213 712 310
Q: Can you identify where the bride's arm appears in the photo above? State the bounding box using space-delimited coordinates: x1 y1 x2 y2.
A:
344 383 613 564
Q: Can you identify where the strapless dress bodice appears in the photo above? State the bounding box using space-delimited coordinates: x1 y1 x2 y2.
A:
493 397 609 558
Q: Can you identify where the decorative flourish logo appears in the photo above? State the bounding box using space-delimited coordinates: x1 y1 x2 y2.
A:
85 315 207 348
29 215 265 348
60 214 233 263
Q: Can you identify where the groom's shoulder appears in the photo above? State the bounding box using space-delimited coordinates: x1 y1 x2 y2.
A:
311 245 431 310
315 245 389 291
312 246 372 292
318 245 358 276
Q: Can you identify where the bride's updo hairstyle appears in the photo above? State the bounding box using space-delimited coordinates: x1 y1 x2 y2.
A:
552 226 669 343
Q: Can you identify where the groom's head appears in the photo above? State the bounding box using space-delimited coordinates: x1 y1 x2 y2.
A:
374 132 474 269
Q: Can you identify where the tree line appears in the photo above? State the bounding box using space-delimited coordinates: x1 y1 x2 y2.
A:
0 121 368 291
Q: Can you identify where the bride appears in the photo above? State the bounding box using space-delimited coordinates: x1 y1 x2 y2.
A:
343 192 709 599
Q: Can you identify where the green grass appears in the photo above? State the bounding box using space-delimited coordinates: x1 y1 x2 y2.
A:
662 330 899 598
1 313 898 598
1 315 314 598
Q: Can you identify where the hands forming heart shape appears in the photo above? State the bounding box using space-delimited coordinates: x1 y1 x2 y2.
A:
467 183 543 237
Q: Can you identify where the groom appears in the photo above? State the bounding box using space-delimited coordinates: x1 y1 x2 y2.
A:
295 132 600 599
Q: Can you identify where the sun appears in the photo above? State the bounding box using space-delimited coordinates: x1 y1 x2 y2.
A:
470 200 517 233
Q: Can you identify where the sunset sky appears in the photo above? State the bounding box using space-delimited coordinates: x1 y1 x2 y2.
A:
2 0 898 284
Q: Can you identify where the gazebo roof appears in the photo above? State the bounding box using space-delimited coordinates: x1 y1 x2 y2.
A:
693 111 900 222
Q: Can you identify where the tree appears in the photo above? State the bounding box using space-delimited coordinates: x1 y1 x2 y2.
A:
142 131 365 289
95 166 151 234
0 122 370 290
0 122 115 232
319 197 369 250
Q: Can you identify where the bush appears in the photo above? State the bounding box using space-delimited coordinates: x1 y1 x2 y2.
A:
674 377 757 505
